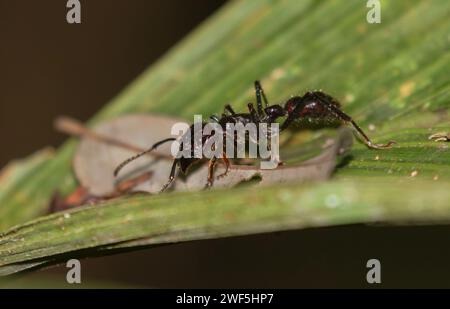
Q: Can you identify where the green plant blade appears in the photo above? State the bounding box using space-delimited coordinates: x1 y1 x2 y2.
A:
2 178 450 275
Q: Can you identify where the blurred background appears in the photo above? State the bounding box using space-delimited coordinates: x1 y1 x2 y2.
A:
1 0 450 288
0 0 225 168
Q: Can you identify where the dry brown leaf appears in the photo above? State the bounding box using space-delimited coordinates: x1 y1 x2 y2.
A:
70 114 186 195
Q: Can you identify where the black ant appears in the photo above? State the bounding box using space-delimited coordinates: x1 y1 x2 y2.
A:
114 81 395 192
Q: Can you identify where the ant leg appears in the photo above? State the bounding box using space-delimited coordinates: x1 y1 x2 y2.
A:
254 80 269 117
160 159 179 193
347 119 395 149
217 152 230 179
247 103 260 123
205 157 217 189
224 104 236 115
311 93 395 149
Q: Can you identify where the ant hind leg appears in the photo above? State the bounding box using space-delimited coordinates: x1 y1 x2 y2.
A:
311 93 395 149
348 119 396 149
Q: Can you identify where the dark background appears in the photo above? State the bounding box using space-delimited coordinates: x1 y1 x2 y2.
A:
0 0 225 168
1 1 450 288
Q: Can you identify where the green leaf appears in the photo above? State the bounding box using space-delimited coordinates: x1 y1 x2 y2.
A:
0 0 449 275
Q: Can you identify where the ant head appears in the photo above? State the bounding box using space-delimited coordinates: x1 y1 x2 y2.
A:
264 104 286 119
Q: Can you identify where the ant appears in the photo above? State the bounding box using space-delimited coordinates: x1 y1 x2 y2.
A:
114 81 395 192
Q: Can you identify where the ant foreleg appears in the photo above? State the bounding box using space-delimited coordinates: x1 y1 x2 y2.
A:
205 157 217 189
217 152 230 179
160 159 179 193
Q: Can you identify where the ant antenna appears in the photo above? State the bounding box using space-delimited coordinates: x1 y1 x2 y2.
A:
114 137 176 177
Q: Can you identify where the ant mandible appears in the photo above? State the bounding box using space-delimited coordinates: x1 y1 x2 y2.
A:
114 81 395 192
